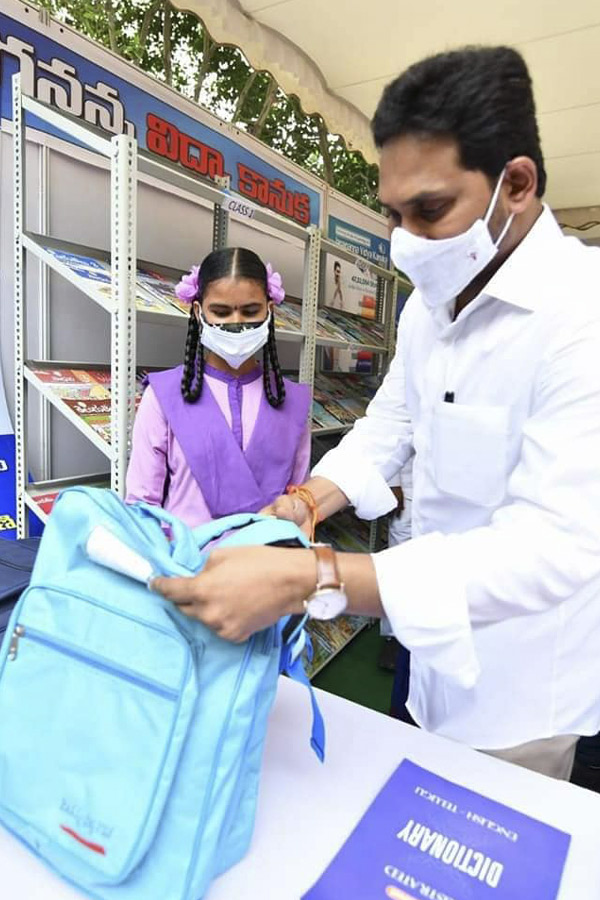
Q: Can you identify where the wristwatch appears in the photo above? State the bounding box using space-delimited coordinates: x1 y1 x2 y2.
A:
304 543 348 621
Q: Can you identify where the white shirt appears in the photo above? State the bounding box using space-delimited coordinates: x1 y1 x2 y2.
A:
313 207 600 749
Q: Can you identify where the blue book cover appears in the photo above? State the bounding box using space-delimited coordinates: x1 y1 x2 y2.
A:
45 249 111 283
303 758 570 900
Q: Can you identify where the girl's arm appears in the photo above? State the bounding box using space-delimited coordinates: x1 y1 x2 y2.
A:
289 421 312 484
125 386 169 507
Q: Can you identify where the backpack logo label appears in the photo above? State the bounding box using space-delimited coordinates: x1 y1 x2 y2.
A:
60 798 114 853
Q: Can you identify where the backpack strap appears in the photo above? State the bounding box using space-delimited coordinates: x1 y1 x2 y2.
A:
278 616 325 763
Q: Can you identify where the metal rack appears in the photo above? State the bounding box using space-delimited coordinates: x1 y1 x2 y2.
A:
13 73 137 535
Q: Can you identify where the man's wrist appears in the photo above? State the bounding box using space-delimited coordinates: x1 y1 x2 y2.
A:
282 548 318 615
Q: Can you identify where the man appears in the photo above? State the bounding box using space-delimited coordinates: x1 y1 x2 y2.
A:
330 260 344 309
154 46 600 780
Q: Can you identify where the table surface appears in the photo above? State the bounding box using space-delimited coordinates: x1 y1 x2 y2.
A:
2 677 600 899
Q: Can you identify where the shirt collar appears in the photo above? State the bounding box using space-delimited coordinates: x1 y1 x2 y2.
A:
479 204 564 312
204 362 262 385
425 204 565 335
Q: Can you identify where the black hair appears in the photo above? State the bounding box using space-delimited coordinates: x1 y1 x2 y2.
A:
372 46 546 197
181 246 286 408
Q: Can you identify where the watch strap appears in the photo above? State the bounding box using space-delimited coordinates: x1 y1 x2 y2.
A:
312 543 341 590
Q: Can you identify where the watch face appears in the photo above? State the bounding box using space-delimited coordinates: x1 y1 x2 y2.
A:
306 588 347 621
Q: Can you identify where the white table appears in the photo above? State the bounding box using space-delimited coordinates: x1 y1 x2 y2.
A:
3 677 600 899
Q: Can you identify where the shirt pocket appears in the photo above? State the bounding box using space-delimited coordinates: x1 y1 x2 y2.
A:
432 401 510 508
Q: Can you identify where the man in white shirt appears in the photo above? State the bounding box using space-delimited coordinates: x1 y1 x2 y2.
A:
154 46 600 780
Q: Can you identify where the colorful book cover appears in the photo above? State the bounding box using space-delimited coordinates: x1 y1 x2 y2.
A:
304 616 367 677
63 398 112 417
336 397 366 419
316 309 350 343
86 419 112 444
135 286 181 315
311 401 343 431
303 627 333 677
303 759 570 900
63 398 112 444
321 398 356 426
44 248 111 283
274 300 303 333
136 268 189 316
31 367 112 399
47 383 111 401
30 367 88 385
31 491 59 516
306 619 348 655
85 369 112 386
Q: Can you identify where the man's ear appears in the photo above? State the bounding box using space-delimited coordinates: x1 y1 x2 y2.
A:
504 156 538 214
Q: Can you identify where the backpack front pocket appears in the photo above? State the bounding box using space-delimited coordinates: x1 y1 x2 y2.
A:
0 586 197 885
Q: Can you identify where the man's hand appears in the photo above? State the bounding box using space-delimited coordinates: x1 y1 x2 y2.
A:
152 545 315 643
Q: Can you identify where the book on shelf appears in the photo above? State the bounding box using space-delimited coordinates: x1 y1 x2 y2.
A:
41 245 188 318
42 248 112 283
274 298 303 334
311 401 344 432
29 365 148 446
29 490 60 516
315 312 347 343
303 615 368 678
319 398 356 427
319 306 386 348
63 398 112 444
28 474 110 519
308 616 368 654
310 372 379 432
136 267 190 316
29 366 111 396
303 629 334 678
317 520 370 554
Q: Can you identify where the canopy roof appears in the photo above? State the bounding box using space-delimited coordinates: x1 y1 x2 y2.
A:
173 0 600 210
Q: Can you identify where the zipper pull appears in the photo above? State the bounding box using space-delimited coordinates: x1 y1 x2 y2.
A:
8 625 25 661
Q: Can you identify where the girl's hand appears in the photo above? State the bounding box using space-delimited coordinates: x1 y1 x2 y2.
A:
261 494 313 538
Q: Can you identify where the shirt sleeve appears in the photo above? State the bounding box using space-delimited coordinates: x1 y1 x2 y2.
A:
125 385 169 508
290 421 312 485
374 313 600 689
311 314 415 520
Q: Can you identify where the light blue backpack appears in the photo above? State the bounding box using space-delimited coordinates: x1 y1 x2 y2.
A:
0 487 324 899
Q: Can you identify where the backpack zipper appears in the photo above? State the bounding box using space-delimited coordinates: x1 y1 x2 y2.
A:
8 624 178 701
181 635 255 899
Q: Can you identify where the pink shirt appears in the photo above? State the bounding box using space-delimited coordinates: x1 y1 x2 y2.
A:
126 371 311 527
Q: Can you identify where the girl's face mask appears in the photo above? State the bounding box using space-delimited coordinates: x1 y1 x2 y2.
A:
198 310 271 370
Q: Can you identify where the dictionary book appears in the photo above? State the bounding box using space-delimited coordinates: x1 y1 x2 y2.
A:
303 758 569 900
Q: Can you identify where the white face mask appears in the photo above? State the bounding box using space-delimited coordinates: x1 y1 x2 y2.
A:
199 310 271 370
390 169 514 310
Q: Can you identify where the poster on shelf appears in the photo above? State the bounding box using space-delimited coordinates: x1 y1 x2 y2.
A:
304 758 570 900
325 216 390 319
0 5 322 228
322 215 391 373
